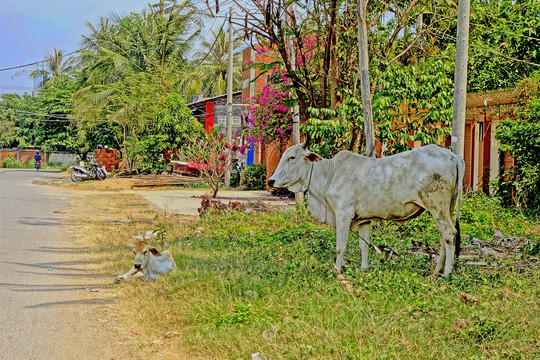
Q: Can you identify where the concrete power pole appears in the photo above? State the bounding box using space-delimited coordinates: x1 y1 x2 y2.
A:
451 0 470 159
357 0 376 157
285 4 303 204
285 5 301 145
225 6 234 187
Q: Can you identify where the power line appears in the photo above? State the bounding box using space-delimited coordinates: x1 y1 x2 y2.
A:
192 19 228 68
432 29 540 67
0 50 81 72
0 108 115 122
5 108 109 121
472 22 540 42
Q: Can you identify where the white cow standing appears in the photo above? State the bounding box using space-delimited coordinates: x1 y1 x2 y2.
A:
268 144 465 276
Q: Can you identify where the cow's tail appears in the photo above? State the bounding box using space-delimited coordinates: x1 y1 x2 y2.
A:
454 159 465 258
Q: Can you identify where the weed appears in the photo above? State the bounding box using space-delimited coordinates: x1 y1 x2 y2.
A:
153 222 167 248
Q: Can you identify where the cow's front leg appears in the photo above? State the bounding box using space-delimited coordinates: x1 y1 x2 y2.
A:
334 214 353 273
115 266 143 283
358 223 372 270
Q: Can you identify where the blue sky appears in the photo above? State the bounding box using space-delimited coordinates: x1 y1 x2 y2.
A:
0 1 151 94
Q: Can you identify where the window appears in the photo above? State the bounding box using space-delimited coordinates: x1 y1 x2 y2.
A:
216 115 241 125
216 115 226 124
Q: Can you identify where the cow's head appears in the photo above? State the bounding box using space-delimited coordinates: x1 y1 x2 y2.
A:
129 241 161 271
267 145 322 192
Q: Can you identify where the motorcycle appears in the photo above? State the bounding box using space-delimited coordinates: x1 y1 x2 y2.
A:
34 160 41 171
70 160 107 182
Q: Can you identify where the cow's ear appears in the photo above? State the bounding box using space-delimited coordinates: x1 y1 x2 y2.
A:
149 248 161 256
305 152 322 162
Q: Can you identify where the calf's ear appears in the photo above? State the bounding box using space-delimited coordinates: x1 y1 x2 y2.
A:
305 153 322 162
149 248 161 256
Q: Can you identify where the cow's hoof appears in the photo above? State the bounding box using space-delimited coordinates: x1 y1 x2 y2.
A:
114 278 122 284
429 270 445 278
360 265 376 272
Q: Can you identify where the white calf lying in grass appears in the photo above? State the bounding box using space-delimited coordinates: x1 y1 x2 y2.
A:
115 241 176 283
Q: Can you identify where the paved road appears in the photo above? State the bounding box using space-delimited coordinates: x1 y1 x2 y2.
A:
0 169 122 359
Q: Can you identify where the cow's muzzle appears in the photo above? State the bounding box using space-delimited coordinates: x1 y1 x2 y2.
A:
134 264 142 270
267 179 275 187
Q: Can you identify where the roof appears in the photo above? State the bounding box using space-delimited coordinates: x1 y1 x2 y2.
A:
186 91 242 108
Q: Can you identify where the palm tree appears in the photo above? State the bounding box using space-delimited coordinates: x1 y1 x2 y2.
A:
15 48 76 88
77 0 200 87
191 27 244 97
72 0 202 170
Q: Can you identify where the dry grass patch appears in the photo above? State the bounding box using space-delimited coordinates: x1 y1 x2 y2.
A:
65 188 203 358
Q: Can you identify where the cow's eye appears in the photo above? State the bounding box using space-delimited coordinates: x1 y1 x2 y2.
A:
288 156 295 161
143 251 148 255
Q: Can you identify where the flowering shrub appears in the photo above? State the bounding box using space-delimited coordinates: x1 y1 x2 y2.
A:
245 37 325 146
181 127 246 197
246 83 293 144
297 35 320 69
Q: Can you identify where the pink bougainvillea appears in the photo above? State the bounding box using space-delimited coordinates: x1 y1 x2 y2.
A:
297 35 320 67
245 82 292 144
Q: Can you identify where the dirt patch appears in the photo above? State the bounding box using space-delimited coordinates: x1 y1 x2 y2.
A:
62 175 138 191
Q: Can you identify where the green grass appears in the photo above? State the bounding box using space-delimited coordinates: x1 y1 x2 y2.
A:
152 195 538 358
106 192 539 359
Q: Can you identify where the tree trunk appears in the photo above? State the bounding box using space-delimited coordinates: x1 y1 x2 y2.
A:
357 0 376 157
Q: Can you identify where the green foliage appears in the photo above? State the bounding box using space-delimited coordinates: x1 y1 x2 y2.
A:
496 73 540 215
154 92 204 145
241 164 267 190
0 119 17 147
212 300 276 328
160 191 539 359
0 93 39 149
465 0 540 92
1 155 33 169
459 191 531 239
33 75 81 153
302 58 453 157
372 59 454 155
304 102 356 157
124 134 168 174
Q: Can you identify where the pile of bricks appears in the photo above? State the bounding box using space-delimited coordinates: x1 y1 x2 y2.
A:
95 148 120 173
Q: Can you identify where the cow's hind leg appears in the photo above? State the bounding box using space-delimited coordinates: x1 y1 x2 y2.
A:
358 223 372 270
432 213 457 277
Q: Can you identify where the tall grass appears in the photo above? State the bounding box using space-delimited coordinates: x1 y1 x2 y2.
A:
77 191 539 359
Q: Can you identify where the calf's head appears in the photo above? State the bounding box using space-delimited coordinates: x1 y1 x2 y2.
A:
129 241 161 270
268 145 321 193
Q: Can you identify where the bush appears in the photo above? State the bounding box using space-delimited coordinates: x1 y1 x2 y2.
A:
241 164 267 190
1 156 33 168
495 73 540 215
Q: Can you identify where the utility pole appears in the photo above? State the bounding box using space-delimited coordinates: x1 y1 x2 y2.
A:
285 4 300 145
357 0 375 157
225 6 234 187
451 0 470 160
285 3 303 204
